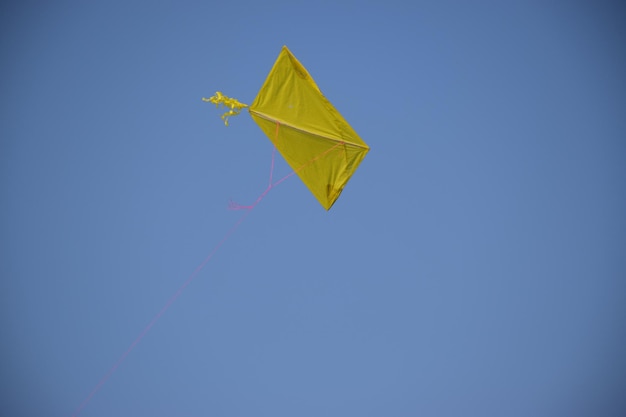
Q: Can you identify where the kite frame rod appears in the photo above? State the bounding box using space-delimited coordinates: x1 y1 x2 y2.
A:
248 109 369 150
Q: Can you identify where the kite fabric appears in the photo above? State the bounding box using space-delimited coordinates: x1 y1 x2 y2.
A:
206 46 369 210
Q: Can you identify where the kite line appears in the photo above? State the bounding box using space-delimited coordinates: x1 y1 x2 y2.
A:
71 124 344 417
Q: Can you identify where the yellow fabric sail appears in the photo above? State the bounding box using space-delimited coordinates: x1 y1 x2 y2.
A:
249 46 369 210
206 46 369 210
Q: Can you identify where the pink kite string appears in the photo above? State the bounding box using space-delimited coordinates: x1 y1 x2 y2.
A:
71 124 344 416
230 123 345 210
70 209 251 417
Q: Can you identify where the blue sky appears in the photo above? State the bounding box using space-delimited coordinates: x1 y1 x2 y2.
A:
2 1 625 416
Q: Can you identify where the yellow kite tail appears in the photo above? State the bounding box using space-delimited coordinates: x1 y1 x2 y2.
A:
202 92 249 126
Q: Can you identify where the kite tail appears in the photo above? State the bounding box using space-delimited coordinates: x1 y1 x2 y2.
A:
202 92 249 126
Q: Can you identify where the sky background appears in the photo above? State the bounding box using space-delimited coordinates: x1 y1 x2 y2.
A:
2 1 625 416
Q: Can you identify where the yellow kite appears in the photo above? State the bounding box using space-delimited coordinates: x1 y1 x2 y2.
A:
204 46 369 210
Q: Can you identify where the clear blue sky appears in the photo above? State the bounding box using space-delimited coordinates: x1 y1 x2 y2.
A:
2 1 625 416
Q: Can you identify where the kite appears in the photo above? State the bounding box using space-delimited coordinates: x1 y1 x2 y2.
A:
204 46 369 210
72 46 371 417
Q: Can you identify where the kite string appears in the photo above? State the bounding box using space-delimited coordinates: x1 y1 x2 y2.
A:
73 140 280 415
72 138 345 417
228 122 280 211
229 139 343 211
230 121 346 210
71 208 252 417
